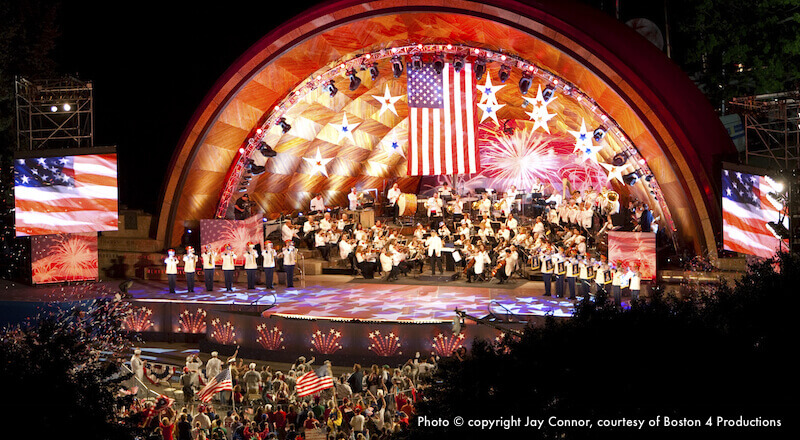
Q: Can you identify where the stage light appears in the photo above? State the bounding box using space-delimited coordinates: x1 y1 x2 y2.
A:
645 174 654 182
518 71 532 95
767 221 790 240
347 68 361 91
612 152 627 167
498 65 511 83
256 128 263 135
432 53 444 75
246 159 266 175
411 54 423 71
369 63 379 81
262 217 268 223
446 43 452 50
542 85 556 103
50 105 57 112
593 125 607 142
238 147 245 154
623 171 640 186
453 56 464 73
391 56 404 78
278 117 291 134
258 141 277 157
474 58 486 80
63 103 71 111
325 79 338 97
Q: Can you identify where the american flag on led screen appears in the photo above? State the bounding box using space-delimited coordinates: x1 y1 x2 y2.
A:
407 62 479 176
14 154 118 236
722 169 788 258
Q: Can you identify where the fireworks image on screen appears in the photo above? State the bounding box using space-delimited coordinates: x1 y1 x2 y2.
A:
368 330 402 357
256 324 285 350
31 233 98 284
431 332 465 357
310 328 343 354
210 318 237 345
178 308 207 333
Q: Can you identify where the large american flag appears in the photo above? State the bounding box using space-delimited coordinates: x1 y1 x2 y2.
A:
14 153 118 237
296 370 334 397
197 368 233 402
722 170 788 258
407 62 479 176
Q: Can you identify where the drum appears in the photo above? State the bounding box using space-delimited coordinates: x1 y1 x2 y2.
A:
397 193 418 216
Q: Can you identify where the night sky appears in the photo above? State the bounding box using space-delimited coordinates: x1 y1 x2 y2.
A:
52 1 321 215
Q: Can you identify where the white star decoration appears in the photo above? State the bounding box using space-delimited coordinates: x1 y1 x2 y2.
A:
570 119 603 162
372 84 404 117
302 148 333 177
382 137 405 158
600 162 631 183
476 73 505 105
332 113 361 145
524 85 557 133
477 102 506 124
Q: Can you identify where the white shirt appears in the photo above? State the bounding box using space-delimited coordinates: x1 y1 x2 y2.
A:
282 247 297 265
244 249 258 269
183 254 198 273
282 224 297 242
164 256 179 274
473 251 491 274
319 218 332 231
452 199 463 214
630 272 641 290
310 197 325 212
262 249 276 268
130 354 144 380
425 235 443 257
413 228 425 240
348 192 358 210
505 251 518 276
426 197 443 217
201 252 217 269
479 198 491 215
221 252 236 270
303 221 315 234
379 252 393 272
315 232 328 247
580 208 594 229
387 187 402 205
339 240 353 259
206 357 222 380
506 217 518 231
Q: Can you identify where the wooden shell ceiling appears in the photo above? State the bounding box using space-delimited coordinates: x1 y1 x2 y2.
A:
158 0 734 256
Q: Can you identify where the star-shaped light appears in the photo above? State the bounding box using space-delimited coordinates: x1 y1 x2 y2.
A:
600 162 631 183
524 85 557 133
302 148 333 177
372 85 404 117
477 102 506 124
382 137 405 158
331 113 361 145
476 73 505 105
570 119 603 162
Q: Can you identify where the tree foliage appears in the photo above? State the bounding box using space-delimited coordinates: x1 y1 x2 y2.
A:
415 254 798 439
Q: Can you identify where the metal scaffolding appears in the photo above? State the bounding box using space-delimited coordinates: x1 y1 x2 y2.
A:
15 76 94 151
729 92 800 171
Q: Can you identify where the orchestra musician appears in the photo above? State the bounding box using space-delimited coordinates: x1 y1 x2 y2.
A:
201 245 217 292
450 194 464 223
262 241 276 289
339 237 357 275
505 213 518 233
387 183 402 224
282 220 301 248
426 192 444 229
164 248 179 294
310 193 326 214
302 216 317 249
496 245 518 284
220 244 236 292
183 246 198 293
355 245 377 279
380 249 397 281
244 242 259 290
319 212 333 232
413 223 426 240
531 178 544 196
315 229 331 261
348 187 359 211
466 243 490 283
478 193 491 217
425 230 444 275
438 222 452 240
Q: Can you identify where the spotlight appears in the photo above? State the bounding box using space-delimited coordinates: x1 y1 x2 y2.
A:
432 53 444 75
474 58 486 80
767 221 790 240
347 68 361 91
518 71 533 95
623 171 640 186
391 56 404 78
246 159 266 175
325 79 338 97
453 56 464 73
411 54 423 71
50 105 58 112
498 65 511 83
63 103 71 111
369 63 379 81
258 141 277 157
593 125 607 142
278 117 291 134
542 85 556 103
644 174 654 182
612 152 627 167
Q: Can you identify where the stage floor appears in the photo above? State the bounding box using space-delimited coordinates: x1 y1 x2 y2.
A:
1 275 581 322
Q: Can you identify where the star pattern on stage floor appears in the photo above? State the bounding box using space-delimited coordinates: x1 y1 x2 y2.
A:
302 148 333 177
331 113 361 145
372 84 404 117
476 73 504 105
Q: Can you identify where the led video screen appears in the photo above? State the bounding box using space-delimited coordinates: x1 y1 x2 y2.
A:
14 153 118 236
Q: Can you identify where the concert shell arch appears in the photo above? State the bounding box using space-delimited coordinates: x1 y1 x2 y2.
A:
157 0 734 255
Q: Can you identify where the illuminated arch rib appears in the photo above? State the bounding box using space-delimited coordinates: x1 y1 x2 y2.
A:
157 0 734 256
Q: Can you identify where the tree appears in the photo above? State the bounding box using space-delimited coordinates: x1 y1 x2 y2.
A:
413 254 798 439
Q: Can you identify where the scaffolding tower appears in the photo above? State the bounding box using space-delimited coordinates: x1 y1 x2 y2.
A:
15 76 94 151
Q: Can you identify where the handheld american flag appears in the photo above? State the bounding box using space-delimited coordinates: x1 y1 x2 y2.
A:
296 370 334 397
722 170 788 259
14 153 118 236
407 63 479 176
197 368 233 402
